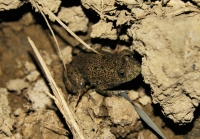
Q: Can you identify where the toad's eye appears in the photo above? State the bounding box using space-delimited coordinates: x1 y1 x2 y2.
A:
118 70 126 78
125 54 132 57
124 54 133 61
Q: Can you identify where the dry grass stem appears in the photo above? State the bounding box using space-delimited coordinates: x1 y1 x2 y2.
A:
35 2 100 54
35 2 66 70
27 37 85 139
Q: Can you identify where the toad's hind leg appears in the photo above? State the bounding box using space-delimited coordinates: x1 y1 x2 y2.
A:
63 65 89 106
63 68 85 94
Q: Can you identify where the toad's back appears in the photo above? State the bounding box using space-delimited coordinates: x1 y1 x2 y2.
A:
71 50 141 90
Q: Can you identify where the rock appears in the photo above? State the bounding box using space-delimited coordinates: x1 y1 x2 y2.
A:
6 79 29 94
139 96 151 106
128 90 139 101
24 62 36 73
26 79 52 111
58 6 89 32
0 88 14 137
26 71 40 82
128 14 200 124
105 96 139 126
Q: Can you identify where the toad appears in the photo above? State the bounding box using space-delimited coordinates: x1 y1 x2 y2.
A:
63 49 141 98
63 49 166 139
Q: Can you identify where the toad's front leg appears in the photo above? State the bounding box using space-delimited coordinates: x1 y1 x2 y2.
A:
96 89 129 96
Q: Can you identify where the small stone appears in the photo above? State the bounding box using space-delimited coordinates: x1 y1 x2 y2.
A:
26 70 40 82
6 79 29 94
128 90 139 100
60 46 72 64
139 96 151 106
26 79 52 111
14 108 22 116
25 62 36 73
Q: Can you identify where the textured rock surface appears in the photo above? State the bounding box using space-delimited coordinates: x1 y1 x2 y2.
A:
129 14 200 124
26 79 53 111
91 21 117 40
58 6 89 32
72 92 141 138
105 96 139 126
0 88 14 137
0 0 25 11
6 79 29 94
21 110 68 139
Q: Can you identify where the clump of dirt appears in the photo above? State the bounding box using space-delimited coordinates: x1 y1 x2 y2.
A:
0 88 15 138
130 13 200 124
58 6 89 32
0 0 26 11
